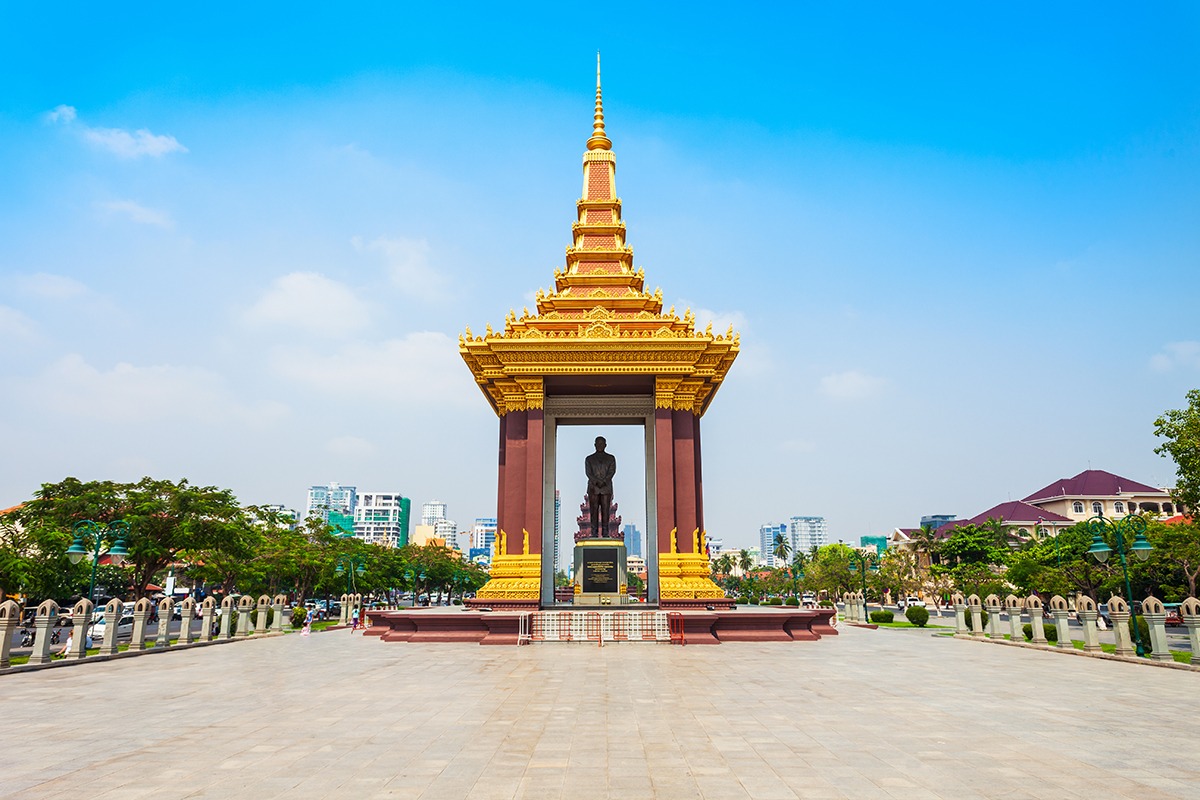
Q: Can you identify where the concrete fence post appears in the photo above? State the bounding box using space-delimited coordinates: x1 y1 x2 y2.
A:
0 599 22 668
1181 597 1200 657
1005 594 1024 642
1108 596 1134 657
200 597 217 642
28 599 60 665
178 597 197 645
155 597 173 648
254 595 271 635
1076 595 1101 652
271 594 288 633
129 597 153 652
68 598 95 660
237 595 255 637
1049 595 1072 649
218 596 235 640
985 594 1004 639
1141 596 1172 662
1025 595 1047 645
96 598 122 656
952 593 968 635
339 594 350 625
967 594 984 637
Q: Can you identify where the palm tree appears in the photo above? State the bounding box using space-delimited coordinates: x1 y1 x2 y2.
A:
789 550 807 596
911 524 939 569
772 532 792 567
737 548 754 577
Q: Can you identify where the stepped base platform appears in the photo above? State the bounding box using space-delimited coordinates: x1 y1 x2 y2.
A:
365 607 837 646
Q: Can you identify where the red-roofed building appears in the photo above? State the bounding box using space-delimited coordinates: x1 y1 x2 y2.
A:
1023 469 1178 522
933 501 1073 540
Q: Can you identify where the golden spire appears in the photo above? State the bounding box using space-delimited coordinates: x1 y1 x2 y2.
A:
586 51 611 151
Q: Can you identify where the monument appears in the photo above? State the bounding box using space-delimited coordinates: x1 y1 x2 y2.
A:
461 58 738 609
574 436 629 604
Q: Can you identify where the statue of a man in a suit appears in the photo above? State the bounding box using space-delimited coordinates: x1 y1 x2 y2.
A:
585 436 617 538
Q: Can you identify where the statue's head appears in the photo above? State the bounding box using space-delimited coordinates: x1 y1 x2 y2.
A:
594 436 607 451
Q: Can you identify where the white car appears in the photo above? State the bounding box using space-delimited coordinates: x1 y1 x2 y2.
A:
902 597 926 608
90 615 135 641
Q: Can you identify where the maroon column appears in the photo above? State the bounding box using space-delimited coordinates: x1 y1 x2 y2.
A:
673 410 698 552
503 410 528 555
693 415 704 538
654 408 675 555
496 414 507 546
523 409 543 552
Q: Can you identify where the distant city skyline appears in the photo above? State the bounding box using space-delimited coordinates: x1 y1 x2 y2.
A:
1 5 1196 549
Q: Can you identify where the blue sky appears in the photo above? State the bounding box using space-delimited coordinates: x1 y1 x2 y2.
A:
1 3 1197 547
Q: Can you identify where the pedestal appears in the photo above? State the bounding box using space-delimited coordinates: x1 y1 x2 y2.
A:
573 538 628 605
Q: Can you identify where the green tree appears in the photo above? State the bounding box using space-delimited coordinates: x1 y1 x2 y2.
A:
771 532 791 567
933 521 1012 597
737 549 755 577
1147 520 1200 597
1154 388 1200 514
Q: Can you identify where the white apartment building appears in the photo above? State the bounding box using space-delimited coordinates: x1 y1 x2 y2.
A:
789 516 828 554
255 504 299 529
759 523 788 567
471 518 497 552
353 492 408 548
306 482 356 522
421 500 448 527
434 518 460 550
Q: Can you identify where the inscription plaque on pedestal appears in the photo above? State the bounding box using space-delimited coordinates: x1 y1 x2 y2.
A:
581 547 619 593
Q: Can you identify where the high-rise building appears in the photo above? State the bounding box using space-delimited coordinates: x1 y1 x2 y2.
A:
421 500 448 527
553 490 561 571
789 516 828 554
472 518 497 552
622 524 642 558
306 482 356 523
434 518 460 550
353 493 410 547
759 523 788 567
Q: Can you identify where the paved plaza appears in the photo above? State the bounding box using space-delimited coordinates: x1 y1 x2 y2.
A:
1 625 1197 800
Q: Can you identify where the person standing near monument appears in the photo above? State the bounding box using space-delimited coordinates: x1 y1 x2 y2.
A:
585 436 617 538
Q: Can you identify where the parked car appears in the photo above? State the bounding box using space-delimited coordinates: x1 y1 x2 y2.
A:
90 615 134 641
901 596 925 608
1165 604 1183 627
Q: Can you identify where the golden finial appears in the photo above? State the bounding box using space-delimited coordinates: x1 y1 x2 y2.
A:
586 51 611 151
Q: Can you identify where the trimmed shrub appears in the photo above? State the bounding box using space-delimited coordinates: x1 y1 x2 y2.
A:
1129 615 1150 651
785 596 800 607
905 606 930 627
1045 623 1058 643
1022 623 1032 641
748 596 760 605
736 596 750 605
818 600 834 608
869 609 894 624
963 609 989 631
291 607 307 628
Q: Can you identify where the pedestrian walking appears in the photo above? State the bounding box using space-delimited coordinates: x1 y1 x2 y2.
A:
351 606 360 631
302 608 313 637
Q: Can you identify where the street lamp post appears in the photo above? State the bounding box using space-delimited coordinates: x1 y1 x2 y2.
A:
66 520 130 604
1086 512 1153 657
847 550 880 620
334 557 366 595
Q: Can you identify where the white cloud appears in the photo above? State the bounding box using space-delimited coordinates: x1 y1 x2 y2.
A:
16 273 89 300
326 435 376 458
46 104 77 123
45 104 187 159
818 370 887 400
97 200 175 229
352 235 447 301
690 305 748 337
24 354 286 425
1150 341 1200 372
269 332 471 405
0 306 35 339
243 272 371 337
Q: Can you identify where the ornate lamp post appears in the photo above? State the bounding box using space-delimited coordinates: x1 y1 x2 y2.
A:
1086 512 1152 657
66 520 130 604
847 549 879 618
334 557 366 595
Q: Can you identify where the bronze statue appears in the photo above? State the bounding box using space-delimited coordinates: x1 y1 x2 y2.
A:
584 436 617 538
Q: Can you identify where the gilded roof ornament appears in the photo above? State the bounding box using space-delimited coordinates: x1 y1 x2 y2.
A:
586 52 611 151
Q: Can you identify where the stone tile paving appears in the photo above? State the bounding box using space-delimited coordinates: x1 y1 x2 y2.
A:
0 624 1196 799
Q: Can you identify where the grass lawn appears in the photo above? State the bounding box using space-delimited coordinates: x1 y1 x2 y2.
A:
932 631 1193 664
874 621 950 629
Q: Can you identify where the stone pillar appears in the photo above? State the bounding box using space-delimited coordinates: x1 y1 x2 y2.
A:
1108 596 1134 657
178 597 197 645
859 592 868 623
129 598 153 652
0 599 20 668
254 595 271 634
199 597 216 643
218 596 235 640
97 598 122 656
496 415 508 542
524 408 543 549
502 410 528 553
236 595 255 637
1141 596 1172 662
272 594 288 633
1181 597 1200 658
155 597 173 648
672 410 698 548
1049 595 1072 649
68 598 94 660
952 593 968 635
654 407 675 556
28 600 59 665
967 595 984 637
339 594 350 625
1025 596 1047 645
693 416 705 535
1005 595 1024 642
985 594 1004 640
1075 595 1101 652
